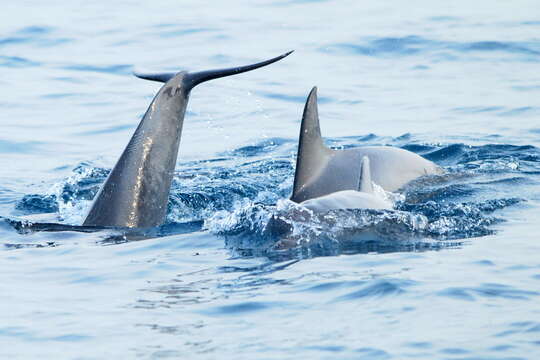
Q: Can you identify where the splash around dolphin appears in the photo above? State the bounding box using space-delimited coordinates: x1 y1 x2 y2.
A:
291 86 443 208
83 51 293 228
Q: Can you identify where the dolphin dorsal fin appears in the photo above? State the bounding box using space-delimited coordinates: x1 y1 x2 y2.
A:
359 156 374 194
291 87 332 202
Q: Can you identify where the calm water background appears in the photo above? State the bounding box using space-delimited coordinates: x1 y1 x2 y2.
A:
1 0 540 359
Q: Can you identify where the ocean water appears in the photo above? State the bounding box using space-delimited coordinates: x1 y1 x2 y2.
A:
1 0 540 358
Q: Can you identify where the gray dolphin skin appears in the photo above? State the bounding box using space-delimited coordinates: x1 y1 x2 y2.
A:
83 51 293 228
291 87 443 203
299 156 393 212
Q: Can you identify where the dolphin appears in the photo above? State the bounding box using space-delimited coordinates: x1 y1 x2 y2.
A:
291 87 443 205
300 156 393 212
83 51 293 228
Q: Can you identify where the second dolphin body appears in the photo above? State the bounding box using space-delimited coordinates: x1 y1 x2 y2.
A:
291 87 443 209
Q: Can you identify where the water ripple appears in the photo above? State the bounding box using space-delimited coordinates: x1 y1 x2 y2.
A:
333 279 416 301
62 64 132 75
201 301 290 316
322 36 540 61
0 26 71 48
438 283 539 302
0 55 40 68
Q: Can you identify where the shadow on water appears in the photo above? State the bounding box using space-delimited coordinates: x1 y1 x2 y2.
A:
3 137 539 258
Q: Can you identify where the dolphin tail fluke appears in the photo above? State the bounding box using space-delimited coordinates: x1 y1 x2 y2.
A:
359 156 374 194
291 87 333 202
184 50 293 90
133 51 294 88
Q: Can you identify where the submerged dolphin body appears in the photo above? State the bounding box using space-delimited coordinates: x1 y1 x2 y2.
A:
83 51 293 228
291 87 443 205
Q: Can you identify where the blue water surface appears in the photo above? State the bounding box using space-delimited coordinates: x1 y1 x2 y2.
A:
1 0 540 359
